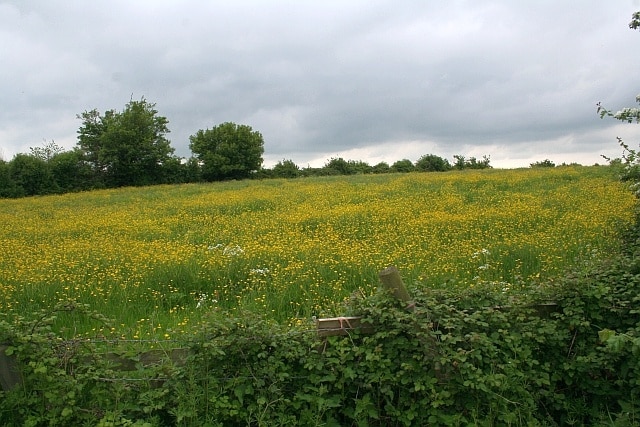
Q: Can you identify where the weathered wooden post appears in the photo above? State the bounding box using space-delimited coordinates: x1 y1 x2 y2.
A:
0 344 22 391
316 266 413 337
378 266 414 309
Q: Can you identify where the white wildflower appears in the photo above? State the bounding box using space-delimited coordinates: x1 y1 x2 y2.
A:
472 248 491 259
223 245 244 256
196 294 208 309
196 293 218 308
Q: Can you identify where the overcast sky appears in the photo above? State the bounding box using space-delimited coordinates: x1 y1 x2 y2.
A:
1 1 640 168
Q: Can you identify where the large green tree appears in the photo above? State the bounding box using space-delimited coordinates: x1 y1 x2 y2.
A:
76 98 177 187
189 122 264 181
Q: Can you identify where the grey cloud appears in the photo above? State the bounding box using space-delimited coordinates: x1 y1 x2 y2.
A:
0 0 639 167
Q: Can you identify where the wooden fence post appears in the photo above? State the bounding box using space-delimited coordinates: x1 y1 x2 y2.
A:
378 266 414 309
0 344 22 392
316 266 414 337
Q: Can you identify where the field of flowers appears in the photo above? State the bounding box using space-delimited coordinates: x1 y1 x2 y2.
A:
0 166 635 340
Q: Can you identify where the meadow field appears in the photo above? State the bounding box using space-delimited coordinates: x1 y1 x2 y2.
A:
0 166 635 340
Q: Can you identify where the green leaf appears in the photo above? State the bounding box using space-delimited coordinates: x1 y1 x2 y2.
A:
598 328 616 343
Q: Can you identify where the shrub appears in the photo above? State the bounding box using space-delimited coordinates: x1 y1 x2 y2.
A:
530 159 556 168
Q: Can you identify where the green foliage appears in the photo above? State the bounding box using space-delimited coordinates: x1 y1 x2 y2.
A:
320 157 373 176
29 140 65 162
0 159 20 198
530 159 556 168
77 98 177 187
9 153 59 196
272 159 301 178
390 158 415 173
0 301 170 426
453 154 492 170
601 137 640 192
179 157 203 183
50 149 96 192
415 154 452 172
189 122 264 181
632 11 640 30
262 154 494 179
598 95 640 126
349 160 374 175
1 145 95 197
323 157 353 175
371 161 391 174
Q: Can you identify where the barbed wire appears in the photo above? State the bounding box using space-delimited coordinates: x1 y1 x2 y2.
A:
41 320 369 348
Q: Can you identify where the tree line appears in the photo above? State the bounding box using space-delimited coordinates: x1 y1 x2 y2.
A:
0 97 497 198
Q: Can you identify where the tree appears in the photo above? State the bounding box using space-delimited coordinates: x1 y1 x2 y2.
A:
453 154 467 170
466 155 492 169
453 154 492 170
372 162 390 174
49 149 94 192
415 154 451 172
630 11 640 30
272 159 300 178
189 122 264 181
391 159 415 173
322 158 373 175
0 160 19 198
76 108 107 181
598 97 640 125
323 157 353 175
76 98 177 187
29 140 65 162
349 160 373 174
530 159 556 168
9 153 59 196
181 157 203 183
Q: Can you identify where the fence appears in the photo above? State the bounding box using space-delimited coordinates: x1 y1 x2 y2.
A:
0 266 418 392
0 266 558 393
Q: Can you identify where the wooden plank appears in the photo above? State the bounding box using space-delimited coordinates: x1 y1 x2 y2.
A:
316 316 374 337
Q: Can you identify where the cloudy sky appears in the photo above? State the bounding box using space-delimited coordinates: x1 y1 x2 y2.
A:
1 1 640 168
